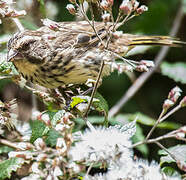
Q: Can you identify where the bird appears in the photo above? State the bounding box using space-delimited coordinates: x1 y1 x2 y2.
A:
7 21 185 89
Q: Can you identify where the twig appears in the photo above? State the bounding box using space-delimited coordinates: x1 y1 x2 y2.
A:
146 104 182 140
159 104 182 123
155 142 177 162
131 133 176 148
78 3 103 44
0 138 18 149
12 18 24 32
108 3 184 118
85 162 94 177
145 109 166 140
84 61 105 119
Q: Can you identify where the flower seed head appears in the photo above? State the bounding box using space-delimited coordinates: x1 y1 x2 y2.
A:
102 13 111 22
136 5 148 15
120 0 133 15
66 4 76 15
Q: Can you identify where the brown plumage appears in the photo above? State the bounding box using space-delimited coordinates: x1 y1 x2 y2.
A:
7 21 185 88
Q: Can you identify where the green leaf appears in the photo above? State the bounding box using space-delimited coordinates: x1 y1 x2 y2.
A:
183 0 186 14
161 62 186 84
30 120 48 143
161 167 181 177
37 0 46 17
159 145 186 165
74 116 105 125
93 92 109 116
0 158 24 180
20 19 38 30
93 92 109 126
45 129 63 147
132 124 149 156
130 113 181 130
0 146 14 154
71 97 87 108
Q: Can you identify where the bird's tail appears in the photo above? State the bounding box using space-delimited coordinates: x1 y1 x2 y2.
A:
124 35 186 47
109 34 186 55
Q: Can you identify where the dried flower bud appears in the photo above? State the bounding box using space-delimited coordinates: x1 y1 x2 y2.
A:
100 0 110 11
112 31 123 38
163 99 174 110
177 160 186 172
86 0 99 2
135 64 149 72
133 1 139 10
36 153 47 162
180 126 186 133
180 96 186 107
9 10 26 17
31 162 41 174
34 138 46 150
140 60 154 68
107 0 114 6
66 4 76 15
42 18 59 30
31 110 41 120
55 123 65 132
56 138 65 149
40 113 51 126
136 5 148 15
176 132 185 139
17 142 33 150
53 166 63 177
9 151 33 160
168 86 182 103
102 13 111 22
69 0 76 3
120 0 133 15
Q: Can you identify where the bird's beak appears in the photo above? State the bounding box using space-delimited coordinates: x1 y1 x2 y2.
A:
7 49 18 62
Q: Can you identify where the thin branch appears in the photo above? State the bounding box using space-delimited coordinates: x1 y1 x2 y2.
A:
84 61 105 119
108 4 184 118
145 109 166 140
78 3 103 44
155 142 177 162
12 18 24 32
0 138 18 149
131 133 176 148
159 104 182 123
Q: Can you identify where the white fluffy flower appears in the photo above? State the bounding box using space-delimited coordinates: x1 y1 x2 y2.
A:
69 122 136 167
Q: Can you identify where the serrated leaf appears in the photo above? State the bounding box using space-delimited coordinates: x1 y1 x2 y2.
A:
51 110 66 126
0 157 24 179
161 167 181 177
30 120 48 143
71 97 87 108
161 62 186 84
159 145 186 165
93 92 109 116
45 129 63 147
109 114 148 156
0 146 14 154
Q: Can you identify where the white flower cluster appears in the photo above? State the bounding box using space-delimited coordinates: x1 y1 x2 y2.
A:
69 121 181 180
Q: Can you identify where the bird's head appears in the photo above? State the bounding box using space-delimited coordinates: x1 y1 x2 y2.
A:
7 31 40 62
